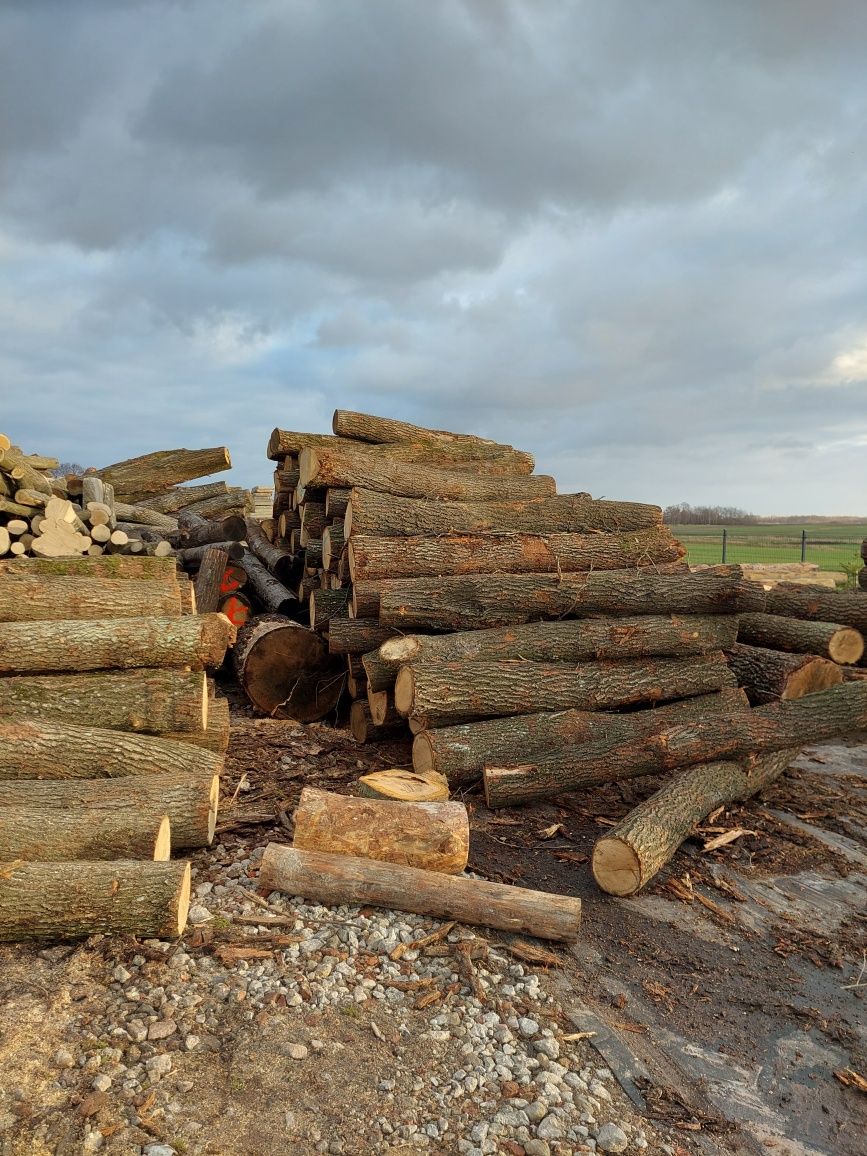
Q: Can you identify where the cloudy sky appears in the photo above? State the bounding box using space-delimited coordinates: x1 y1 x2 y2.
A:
2 1 866 514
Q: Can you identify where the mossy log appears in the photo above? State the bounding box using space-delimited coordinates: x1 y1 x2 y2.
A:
98 447 231 501
0 806 171 861
0 576 181 623
737 612 864 664
0 555 178 580
725 642 843 704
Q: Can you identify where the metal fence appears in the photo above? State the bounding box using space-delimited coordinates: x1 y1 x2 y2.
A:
674 530 864 577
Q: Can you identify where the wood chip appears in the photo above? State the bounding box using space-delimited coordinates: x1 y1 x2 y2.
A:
500 938 562 968
702 828 755 852
390 921 456 960
562 1031 597 1041
414 988 444 1009
538 823 564 839
834 1068 867 1093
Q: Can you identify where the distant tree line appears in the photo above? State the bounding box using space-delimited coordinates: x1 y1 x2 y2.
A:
663 503 758 526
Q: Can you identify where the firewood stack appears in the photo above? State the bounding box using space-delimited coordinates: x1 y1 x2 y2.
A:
0 554 236 941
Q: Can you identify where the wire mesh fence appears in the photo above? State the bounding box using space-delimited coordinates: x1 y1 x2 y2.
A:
672 528 865 577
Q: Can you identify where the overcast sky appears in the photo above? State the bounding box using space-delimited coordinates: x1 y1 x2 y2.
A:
2 1 866 514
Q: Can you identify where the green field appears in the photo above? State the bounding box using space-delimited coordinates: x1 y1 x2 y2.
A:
672 523 867 574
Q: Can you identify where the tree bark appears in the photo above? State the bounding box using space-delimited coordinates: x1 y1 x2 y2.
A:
176 541 245 567
0 613 235 674
267 430 352 459
304 540 323 569
325 488 352 519
233 614 344 723
395 653 735 728
163 695 230 754
0 668 207 733
138 481 230 514
737 612 864 665
330 410 535 469
245 517 296 584
259 845 581 942
180 489 250 520
241 552 297 616
292 787 469 874
361 649 397 693
345 488 661 538
176 514 247 547
359 565 759 631
326 619 400 655
725 642 843 704
300 501 326 544
0 860 191 941
98 447 231 501
591 749 799 896
481 680 867 807
349 700 407 743
0 445 53 494
414 688 748 786
0 805 171 861
368 688 400 727
194 546 230 614
113 503 179 533
322 524 345 572
0 555 178 580
0 576 181 623
765 584 867 635
380 614 739 669
310 588 350 632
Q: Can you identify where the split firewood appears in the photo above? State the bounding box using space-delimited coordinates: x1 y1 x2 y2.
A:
725 642 843 704
356 768 449 802
0 445 53 495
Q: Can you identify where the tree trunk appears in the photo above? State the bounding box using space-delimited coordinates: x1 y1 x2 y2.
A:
325 488 352 519
98 447 231 501
380 614 739 669
258 844 581 942
194 546 230 614
176 541 245 567
300 448 556 504
348 527 684 582
349 700 407 743
0 555 178 580
0 860 191 941
268 430 352 459
177 513 247 547
414 688 748 786
180 489 250 520
765 584 867 634
138 481 230 514
330 410 535 468
310 588 350 632
326 619 400 655
292 787 469 874
0 576 181 623
361 649 397 693
725 642 843 704
163 695 230 753
245 517 296 584
0 668 207 733
359 565 759 631
241 552 297 616
0 445 53 494
304 540 323 568
737 612 864 665
113 503 179 532
591 749 799 896
322 524 345 572
395 653 735 728
0 805 171 861
345 488 662 538
233 614 344 723
481 680 867 807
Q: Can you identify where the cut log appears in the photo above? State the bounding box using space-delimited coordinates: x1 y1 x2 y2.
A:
194 546 230 615
591 749 798 896
219 591 253 629
0 446 52 495
361 565 759 631
244 516 296 584
361 649 397 693
322 524 345 572
481 680 867 807
304 540 323 569
737 612 863 665
0 860 191 941
725 642 843 704
113 503 179 532
415 688 749 786
331 410 535 465
0 498 35 518
347 526 684 581
233 614 344 722
138 481 230 514
0 613 234 674
163 696 230 754
0 527 8 557
176 541 246 567
345 488 661 538
327 619 400 655
765 584 867 635
177 513 247 548
98 447 231 500
181 489 251 520
0 668 207 733
349 700 407 743
325 488 352 519
357 768 447 801
368 688 400 727
0 806 171 862
300 501 326 545
259 517 277 542
241 552 297 615
259 845 580 942
0 576 181 623
310 588 350 632
395 653 735 728
293 787 469 874
0 773 218 849
0 555 178 580
14 488 49 508
177 573 196 615
380 615 739 669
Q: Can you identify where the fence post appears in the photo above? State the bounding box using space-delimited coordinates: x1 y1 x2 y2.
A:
722 528 727 563
801 530 807 563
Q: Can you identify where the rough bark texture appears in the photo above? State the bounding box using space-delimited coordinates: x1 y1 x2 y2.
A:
245 517 296 584
368 689 400 727
361 566 760 631
345 488 661 538
349 700 407 743
0 806 171 862
259 844 581 943
267 430 353 460
299 501 326 545
292 788 469 874
380 615 739 668
322 524 345 572
241 552 297 616
327 619 400 655
737 612 864 664
725 642 843 704
176 514 247 548
325 489 352 519
0 556 178 580
180 489 250 521
414 688 747 786
310 588 350 632
0 668 207 733
0 576 181 623
591 749 798 896
139 481 229 514
163 696 230 754
481 680 867 807
233 614 344 723
765 584 867 635
194 546 230 615
0 613 235 674
0 860 191 941
176 541 245 567
361 649 397 693
395 653 735 728
99 447 231 500
113 503 179 532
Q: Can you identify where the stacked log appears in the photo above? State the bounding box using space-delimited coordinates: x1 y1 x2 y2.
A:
860 537 867 592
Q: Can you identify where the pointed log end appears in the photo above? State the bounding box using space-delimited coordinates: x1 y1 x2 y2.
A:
591 838 642 897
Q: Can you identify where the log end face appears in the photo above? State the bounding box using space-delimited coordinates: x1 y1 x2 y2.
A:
394 667 414 716
153 816 172 861
207 774 220 843
782 658 844 700
412 731 434 776
174 862 192 935
591 838 642 897
379 636 418 666
829 628 865 666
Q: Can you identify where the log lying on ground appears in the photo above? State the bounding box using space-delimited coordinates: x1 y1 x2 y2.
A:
241 552 297 616
361 566 761 631
414 688 749 785
0 773 219 849
194 546 230 614
0 719 223 780
293 787 469 874
245 517 296 584
0 576 181 623
0 860 191 941
0 613 235 674
233 614 344 722
395 653 735 728
0 806 171 861
737 612 864 664
327 619 400 655
0 555 178 580
162 696 230 754
725 642 843 705
331 410 535 470
591 749 798 896
482 680 867 807
259 845 581 942
98 447 232 501
765 584 867 635
0 669 207 733
349 700 407 743
138 481 229 514
348 526 684 581
345 489 661 538
176 514 247 548
380 615 739 669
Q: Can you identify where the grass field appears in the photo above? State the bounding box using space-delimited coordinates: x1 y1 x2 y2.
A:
672 523 867 573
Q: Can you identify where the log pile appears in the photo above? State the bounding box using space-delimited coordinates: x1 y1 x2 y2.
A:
860 537 867 591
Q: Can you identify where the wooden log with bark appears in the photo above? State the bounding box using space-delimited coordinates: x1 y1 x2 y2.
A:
765 584 867 635
368 688 401 727
349 700 407 743
176 513 247 548
176 541 245 567
327 619 400 655
0 806 171 862
233 614 344 722
181 489 251 520
322 524 345 572
325 488 352 519
591 749 798 896
361 649 397 694
241 552 297 616
258 845 581 942
292 787 469 874
310 588 350 632
0 555 178 580
0 860 191 941
245 516 296 584
0 446 53 495
0 575 181 623
299 501 326 545
331 410 536 469
737 612 864 664
98 447 231 501
113 503 179 533
725 642 843 704
194 546 230 614
138 481 230 514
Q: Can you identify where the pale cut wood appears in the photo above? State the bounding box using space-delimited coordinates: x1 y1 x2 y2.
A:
0 575 181 622
0 807 171 862
0 446 52 494
737 612 864 665
14 488 48 508
0 555 178 580
259 845 581 942
8 542 26 556
90 524 112 544
5 520 29 537
98 447 232 500
357 768 447 801
0 527 8 557
0 860 191 941
20 454 59 471
0 498 34 517
726 642 843 705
